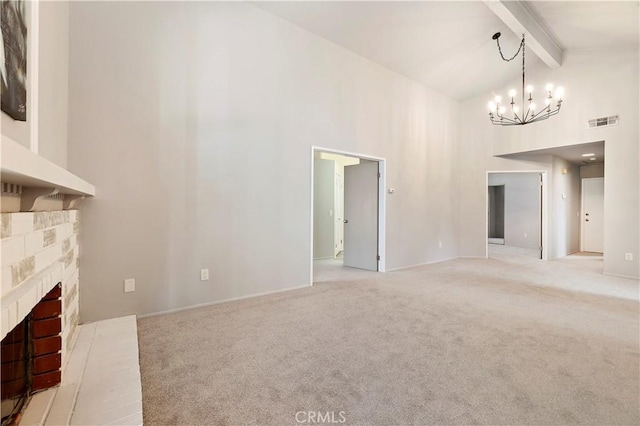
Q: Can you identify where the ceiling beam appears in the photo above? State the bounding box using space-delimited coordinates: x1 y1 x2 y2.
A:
483 0 563 69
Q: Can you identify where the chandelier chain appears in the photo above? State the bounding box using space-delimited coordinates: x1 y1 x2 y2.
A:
496 36 525 62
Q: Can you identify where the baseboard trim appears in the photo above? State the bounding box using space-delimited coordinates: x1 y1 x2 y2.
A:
386 257 458 272
603 272 640 280
137 284 312 319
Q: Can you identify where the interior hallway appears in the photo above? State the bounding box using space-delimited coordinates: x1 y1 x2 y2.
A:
138 255 639 425
488 244 541 260
313 253 379 284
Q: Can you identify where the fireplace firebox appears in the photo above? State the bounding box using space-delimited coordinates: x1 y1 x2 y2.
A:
1 284 63 425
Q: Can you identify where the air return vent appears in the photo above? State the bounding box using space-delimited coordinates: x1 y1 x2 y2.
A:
588 115 619 128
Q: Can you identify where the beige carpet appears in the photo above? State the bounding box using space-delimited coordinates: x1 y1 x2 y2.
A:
138 256 639 425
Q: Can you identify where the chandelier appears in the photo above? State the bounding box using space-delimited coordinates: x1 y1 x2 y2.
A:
488 32 563 126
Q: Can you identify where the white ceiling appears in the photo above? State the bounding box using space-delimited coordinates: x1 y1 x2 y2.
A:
253 1 640 101
528 1 640 50
499 141 605 165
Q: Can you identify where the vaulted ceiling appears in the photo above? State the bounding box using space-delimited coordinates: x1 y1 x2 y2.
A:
253 1 640 100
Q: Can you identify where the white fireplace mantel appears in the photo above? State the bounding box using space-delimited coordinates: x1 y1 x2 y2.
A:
1 136 95 196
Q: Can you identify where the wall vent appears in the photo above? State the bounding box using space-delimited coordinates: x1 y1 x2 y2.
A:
588 115 619 128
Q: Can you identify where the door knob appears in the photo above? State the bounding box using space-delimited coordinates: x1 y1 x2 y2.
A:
586 219 590 222
344 219 348 224
586 213 590 216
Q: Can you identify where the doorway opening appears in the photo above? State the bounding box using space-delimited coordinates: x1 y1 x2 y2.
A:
488 185 505 245
486 171 546 260
310 147 386 284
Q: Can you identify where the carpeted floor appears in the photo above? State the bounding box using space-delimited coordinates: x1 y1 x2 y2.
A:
137 255 639 425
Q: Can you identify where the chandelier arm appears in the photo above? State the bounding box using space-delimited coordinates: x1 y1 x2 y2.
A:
530 115 552 124
529 109 546 121
528 108 561 124
512 111 523 123
493 115 520 125
530 106 560 121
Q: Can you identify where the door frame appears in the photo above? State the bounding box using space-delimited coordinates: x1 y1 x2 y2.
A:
485 170 548 260
310 146 387 284
334 170 344 257
580 177 605 253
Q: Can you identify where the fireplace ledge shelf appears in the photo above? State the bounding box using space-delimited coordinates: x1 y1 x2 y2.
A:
1 136 95 196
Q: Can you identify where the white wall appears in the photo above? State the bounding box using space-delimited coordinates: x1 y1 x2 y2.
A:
580 163 604 179
1 1 69 167
37 1 69 168
67 2 460 321
551 157 581 258
459 47 639 278
313 158 335 259
488 173 541 249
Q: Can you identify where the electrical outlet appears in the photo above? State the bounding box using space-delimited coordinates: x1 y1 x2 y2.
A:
625 253 633 261
200 268 210 281
438 241 443 248
124 278 135 293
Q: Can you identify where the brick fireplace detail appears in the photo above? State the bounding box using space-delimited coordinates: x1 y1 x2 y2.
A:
1 211 80 422
1 285 64 423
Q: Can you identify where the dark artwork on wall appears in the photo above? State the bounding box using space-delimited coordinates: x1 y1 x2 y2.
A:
1 0 27 121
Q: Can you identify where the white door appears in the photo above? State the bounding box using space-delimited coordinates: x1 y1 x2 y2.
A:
334 172 344 257
343 162 378 271
582 177 604 253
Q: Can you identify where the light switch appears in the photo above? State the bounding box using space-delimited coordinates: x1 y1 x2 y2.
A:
124 279 135 293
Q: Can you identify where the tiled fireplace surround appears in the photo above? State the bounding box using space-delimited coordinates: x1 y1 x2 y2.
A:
1 209 143 425
1 211 80 396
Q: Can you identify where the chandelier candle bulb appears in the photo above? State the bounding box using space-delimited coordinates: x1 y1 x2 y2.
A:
488 32 564 126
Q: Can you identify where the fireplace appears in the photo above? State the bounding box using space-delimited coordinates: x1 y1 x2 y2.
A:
1 210 80 424
1 284 63 425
